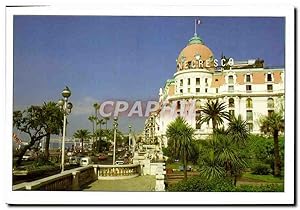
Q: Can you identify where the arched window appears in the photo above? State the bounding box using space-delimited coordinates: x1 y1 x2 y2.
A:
246 98 253 108
195 110 202 129
177 101 181 109
228 75 234 84
267 98 274 108
229 98 234 108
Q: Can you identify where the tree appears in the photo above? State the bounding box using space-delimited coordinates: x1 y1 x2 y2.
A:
93 102 100 135
198 134 247 185
259 111 284 177
96 118 105 152
199 100 230 133
93 102 100 117
166 117 195 180
88 115 97 148
103 117 110 130
42 102 64 160
227 115 250 145
73 129 91 154
13 104 63 166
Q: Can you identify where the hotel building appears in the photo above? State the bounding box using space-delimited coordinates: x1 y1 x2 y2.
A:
144 32 284 146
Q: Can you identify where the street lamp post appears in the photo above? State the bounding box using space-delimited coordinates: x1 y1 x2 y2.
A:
58 86 72 173
112 117 118 165
128 125 132 147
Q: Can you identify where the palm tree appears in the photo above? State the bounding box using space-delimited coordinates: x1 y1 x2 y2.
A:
198 134 247 185
93 102 100 132
93 102 100 118
42 101 64 161
96 118 105 152
88 115 97 148
103 117 110 130
227 115 250 145
166 117 195 180
259 111 284 177
73 129 91 154
199 100 230 133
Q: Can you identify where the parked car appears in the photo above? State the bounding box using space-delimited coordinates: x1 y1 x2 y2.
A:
98 153 108 161
68 156 80 165
80 157 92 166
115 160 124 165
22 155 32 161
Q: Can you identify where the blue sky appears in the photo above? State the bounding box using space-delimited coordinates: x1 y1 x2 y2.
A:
13 16 285 136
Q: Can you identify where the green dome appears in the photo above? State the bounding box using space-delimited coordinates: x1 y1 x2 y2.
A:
188 33 204 45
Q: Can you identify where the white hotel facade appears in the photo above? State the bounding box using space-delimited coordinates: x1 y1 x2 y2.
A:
144 33 284 146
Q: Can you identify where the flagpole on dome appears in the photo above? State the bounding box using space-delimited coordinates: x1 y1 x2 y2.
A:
194 19 196 36
194 19 201 36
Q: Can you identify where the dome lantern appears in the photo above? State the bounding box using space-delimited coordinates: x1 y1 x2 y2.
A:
188 34 204 45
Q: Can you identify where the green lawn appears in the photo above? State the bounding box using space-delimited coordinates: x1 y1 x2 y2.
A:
166 162 182 170
82 175 156 191
166 162 197 170
241 172 284 183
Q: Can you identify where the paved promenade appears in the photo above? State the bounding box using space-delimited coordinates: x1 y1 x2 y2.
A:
82 175 156 191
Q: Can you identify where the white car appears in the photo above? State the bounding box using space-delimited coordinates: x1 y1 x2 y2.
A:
79 157 92 166
22 155 31 161
115 160 124 165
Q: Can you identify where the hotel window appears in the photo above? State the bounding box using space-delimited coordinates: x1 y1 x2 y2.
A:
267 84 273 92
267 73 273 82
246 98 253 108
196 100 201 109
247 123 253 132
187 78 191 85
229 98 235 108
180 79 183 86
228 75 234 84
246 75 251 83
205 88 208 93
229 110 235 117
228 85 234 92
267 98 274 108
196 78 200 85
196 88 200 93
195 110 202 129
177 101 181 109
216 88 219 93
246 85 252 92
205 78 208 86
246 110 253 121
187 88 191 93
179 89 183 94
268 110 274 117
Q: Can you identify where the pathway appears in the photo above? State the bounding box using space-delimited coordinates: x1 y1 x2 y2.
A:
82 175 156 191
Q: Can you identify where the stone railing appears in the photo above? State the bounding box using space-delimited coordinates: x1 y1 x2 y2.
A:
94 164 141 180
13 164 142 190
154 163 166 192
13 166 96 191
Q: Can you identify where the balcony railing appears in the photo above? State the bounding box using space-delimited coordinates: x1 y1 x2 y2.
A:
95 164 141 180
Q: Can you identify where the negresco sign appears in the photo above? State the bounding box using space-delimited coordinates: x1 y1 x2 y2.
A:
177 58 234 70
